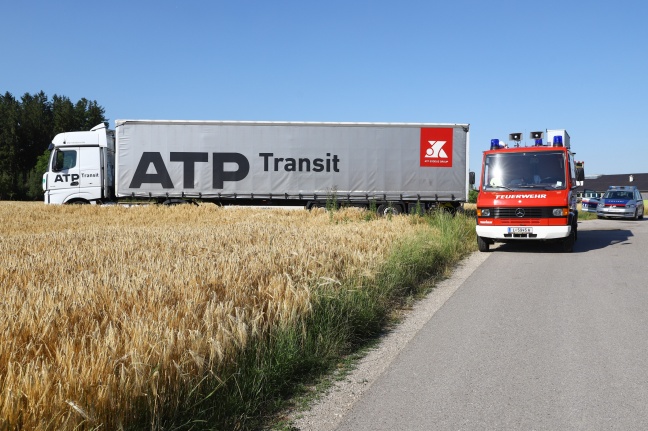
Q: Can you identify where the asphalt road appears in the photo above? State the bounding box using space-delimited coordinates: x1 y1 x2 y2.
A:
328 217 648 430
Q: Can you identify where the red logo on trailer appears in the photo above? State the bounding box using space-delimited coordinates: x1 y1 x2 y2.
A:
420 128 453 167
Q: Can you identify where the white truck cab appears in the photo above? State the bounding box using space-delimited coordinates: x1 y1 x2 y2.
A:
43 123 114 204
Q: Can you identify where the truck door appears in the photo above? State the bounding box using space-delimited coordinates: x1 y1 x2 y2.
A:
78 146 102 197
46 148 81 203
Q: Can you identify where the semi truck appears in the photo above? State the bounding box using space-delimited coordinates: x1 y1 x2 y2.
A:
43 120 473 214
475 129 585 252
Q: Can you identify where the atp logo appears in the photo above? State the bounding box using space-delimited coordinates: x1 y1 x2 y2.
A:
427 141 448 158
420 128 453 167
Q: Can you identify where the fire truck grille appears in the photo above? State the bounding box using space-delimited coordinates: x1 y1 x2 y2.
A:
493 207 552 218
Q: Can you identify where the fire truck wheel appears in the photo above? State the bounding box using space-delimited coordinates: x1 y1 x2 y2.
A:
477 236 490 252
561 230 575 253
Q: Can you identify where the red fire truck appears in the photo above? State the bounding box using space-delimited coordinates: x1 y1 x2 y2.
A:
475 129 584 252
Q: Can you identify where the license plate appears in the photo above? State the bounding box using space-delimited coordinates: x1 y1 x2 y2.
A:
508 227 533 234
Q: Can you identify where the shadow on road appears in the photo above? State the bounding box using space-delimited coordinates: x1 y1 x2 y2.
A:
572 228 634 252
493 227 634 253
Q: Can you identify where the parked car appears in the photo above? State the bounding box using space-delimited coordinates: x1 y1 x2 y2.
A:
580 189 600 212
596 186 644 220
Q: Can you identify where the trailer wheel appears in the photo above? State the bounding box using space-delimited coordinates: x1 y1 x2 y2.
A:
477 236 491 252
162 198 192 206
308 201 326 210
441 203 458 215
377 203 402 216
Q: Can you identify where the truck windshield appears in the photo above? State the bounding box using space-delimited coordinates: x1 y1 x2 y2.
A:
482 151 566 191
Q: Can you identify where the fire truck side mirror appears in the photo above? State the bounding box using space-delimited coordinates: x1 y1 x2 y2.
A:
469 171 476 186
575 161 585 181
576 167 585 182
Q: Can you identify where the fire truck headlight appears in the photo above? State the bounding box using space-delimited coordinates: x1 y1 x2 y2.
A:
478 208 491 217
553 208 569 216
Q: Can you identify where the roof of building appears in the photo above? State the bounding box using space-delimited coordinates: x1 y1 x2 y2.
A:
576 173 648 193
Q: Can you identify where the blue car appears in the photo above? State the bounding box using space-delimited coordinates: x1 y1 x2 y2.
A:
597 186 644 220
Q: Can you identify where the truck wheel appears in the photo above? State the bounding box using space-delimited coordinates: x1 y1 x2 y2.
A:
440 203 459 216
308 201 327 210
477 236 490 252
162 198 192 206
377 204 402 216
561 230 575 253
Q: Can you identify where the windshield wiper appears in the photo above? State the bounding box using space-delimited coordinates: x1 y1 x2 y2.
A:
516 184 555 190
488 185 515 191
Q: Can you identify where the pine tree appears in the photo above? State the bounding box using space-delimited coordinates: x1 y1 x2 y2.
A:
26 150 51 200
52 94 77 134
0 92 21 199
19 91 53 196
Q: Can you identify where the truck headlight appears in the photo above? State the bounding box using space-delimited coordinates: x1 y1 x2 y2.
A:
553 208 568 216
478 208 491 217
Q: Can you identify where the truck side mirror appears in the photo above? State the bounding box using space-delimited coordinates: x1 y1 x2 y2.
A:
576 167 585 181
469 171 475 186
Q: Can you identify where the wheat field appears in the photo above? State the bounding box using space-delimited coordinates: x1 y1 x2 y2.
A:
0 202 438 430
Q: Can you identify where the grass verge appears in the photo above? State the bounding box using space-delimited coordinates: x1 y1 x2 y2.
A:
578 210 598 220
208 212 478 430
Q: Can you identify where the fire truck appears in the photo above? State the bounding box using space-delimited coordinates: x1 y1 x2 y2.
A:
475 130 584 252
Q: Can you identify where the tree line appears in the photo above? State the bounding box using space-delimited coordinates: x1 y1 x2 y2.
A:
0 91 107 200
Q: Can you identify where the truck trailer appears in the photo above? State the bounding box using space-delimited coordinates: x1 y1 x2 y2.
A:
475 129 584 252
43 120 472 214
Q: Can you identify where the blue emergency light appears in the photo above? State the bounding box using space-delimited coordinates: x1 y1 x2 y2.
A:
490 139 505 150
553 135 563 147
534 139 543 146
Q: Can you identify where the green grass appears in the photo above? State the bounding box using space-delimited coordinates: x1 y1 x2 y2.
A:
578 210 598 220
197 211 478 430
280 211 476 427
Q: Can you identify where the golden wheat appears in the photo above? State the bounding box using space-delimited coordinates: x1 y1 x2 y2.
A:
0 202 434 429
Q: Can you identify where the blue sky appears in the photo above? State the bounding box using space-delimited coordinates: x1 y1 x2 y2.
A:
2 0 647 176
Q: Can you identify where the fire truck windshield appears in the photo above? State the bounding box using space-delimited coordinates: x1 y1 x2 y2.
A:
482 151 566 191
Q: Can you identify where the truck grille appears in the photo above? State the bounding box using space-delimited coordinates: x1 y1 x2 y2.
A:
492 207 553 218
